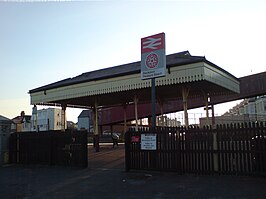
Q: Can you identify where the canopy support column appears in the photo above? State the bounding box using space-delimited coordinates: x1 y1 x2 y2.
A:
148 117 152 127
134 95 139 130
93 100 99 152
203 93 210 126
209 96 215 126
182 86 190 128
61 105 66 131
151 78 156 128
158 98 164 127
211 104 215 126
123 103 127 139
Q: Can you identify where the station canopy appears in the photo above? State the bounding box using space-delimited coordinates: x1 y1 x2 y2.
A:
29 51 240 108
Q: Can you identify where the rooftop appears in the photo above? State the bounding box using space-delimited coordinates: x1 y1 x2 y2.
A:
29 51 235 94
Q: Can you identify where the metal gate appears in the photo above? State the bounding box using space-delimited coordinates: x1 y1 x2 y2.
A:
9 130 88 168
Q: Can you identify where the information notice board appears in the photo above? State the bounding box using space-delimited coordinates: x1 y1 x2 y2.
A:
141 133 157 150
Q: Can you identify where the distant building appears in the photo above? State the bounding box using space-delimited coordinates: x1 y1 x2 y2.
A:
0 115 12 165
200 96 266 126
67 121 77 130
156 115 181 127
78 110 93 132
255 96 266 115
11 111 31 132
33 108 64 131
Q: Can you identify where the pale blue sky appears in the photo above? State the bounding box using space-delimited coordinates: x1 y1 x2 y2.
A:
0 0 266 122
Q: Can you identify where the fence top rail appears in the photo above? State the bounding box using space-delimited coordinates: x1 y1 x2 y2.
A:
128 122 265 133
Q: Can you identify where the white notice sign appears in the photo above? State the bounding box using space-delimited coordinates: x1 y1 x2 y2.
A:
141 134 157 150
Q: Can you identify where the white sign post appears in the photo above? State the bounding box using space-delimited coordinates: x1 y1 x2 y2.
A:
141 32 166 128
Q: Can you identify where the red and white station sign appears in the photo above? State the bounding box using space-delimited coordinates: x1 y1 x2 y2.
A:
141 33 166 80
141 33 165 54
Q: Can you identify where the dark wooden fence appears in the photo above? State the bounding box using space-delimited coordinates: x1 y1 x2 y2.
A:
9 130 88 168
125 122 266 175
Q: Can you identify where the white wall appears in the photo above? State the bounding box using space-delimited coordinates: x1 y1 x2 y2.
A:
36 108 63 131
256 97 266 114
244 102 256 114
78 117 91 132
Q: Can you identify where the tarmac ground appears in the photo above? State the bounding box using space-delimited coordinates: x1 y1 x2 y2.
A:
1 143 266 199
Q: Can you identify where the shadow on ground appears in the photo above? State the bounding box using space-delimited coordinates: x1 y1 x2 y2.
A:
1 143 266 199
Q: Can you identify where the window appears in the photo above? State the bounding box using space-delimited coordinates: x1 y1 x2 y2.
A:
1 125 7 133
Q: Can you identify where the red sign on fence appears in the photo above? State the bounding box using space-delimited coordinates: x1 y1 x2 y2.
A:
131 136 140 143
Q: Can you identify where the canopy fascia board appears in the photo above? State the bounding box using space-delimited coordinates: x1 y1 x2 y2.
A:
203 63 240 93
30 61 239 105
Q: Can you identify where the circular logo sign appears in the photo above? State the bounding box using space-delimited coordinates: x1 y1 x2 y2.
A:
145 52 159 69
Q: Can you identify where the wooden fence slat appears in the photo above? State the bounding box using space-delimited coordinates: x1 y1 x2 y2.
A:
125 122 266 176
9 130 88 168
